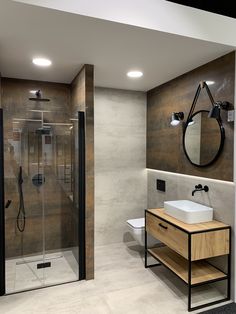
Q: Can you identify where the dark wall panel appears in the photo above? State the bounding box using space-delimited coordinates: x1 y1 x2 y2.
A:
147 52 235 181
71 65 94 280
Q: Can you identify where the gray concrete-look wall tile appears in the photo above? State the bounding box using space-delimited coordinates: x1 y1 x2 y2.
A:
148 170 235 219
95 88 147 246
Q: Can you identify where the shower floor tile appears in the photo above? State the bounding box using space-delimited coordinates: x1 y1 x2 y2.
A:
6 250 78 294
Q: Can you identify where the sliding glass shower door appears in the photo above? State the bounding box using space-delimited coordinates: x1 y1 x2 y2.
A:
0 107 85 295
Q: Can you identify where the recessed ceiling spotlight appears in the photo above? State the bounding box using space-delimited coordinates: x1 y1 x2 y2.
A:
32 58 52 67
206 81 215 85
127 71 143 78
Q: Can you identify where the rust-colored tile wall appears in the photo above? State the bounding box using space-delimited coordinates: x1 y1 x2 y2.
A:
1 78 77 258
147 52 235 181
71 65 94 280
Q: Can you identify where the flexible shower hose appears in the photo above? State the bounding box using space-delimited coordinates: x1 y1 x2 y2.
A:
16 166 26 232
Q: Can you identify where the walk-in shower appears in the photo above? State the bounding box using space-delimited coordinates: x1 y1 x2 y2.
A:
0 80 85 295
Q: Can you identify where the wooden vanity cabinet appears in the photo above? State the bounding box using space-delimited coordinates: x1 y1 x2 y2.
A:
145 208 231 312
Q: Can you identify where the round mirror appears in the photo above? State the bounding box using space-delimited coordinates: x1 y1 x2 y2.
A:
183 110 225 167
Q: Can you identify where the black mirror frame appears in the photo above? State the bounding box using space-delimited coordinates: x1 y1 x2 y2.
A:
183 110 225 167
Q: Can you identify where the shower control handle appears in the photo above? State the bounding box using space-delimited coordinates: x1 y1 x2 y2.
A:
5 200 12 208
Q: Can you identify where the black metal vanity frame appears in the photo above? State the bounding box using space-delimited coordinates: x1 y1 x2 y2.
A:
144 210 231 312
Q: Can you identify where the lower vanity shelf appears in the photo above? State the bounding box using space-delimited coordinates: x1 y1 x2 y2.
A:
148 246 227 286
145 208 231 312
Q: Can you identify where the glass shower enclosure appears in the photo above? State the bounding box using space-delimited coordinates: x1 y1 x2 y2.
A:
0 104 85 295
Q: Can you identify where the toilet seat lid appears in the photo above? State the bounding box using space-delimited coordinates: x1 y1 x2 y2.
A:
127 218 145 229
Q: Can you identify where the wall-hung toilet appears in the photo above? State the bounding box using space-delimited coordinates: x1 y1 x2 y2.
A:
127 218 145 246
126 218 158 247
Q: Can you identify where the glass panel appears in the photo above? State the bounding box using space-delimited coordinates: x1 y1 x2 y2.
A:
4 116 45 293
4 100 80 293
43 119 79 286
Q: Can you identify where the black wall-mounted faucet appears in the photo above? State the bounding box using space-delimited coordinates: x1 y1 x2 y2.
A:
192 184 209 196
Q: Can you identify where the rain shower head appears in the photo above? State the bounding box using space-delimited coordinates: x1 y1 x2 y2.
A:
29 90 50 102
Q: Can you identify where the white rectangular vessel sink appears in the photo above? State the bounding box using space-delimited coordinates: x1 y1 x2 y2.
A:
164 200 213 224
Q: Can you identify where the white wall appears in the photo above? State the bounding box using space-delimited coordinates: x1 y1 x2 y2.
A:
15 0 236 47
94 87 147 246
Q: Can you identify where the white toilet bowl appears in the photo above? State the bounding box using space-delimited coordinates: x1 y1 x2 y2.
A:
126 218 158 247
127 218 145 246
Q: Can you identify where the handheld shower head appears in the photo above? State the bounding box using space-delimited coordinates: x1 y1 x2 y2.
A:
16 166 26 232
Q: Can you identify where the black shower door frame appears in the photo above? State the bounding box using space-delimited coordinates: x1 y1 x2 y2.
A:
0 109 86 295
0 108 5 296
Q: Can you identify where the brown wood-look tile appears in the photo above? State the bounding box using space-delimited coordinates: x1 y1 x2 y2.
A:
147 52 235 181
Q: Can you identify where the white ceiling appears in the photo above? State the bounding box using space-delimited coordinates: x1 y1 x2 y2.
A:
0 0 234 91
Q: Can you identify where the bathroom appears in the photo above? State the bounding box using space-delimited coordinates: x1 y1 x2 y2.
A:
0 1 236 313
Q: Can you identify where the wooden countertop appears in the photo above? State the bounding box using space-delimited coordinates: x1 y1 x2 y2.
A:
147 208 230 233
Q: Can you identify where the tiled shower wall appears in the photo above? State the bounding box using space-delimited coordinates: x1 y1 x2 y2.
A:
1 78 76 258
94 87 147 246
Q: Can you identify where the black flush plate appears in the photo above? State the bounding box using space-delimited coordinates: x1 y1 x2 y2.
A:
156 179 166 192
37 262 51 269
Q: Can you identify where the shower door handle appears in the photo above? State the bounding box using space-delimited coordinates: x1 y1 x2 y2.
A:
5 200 12 209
